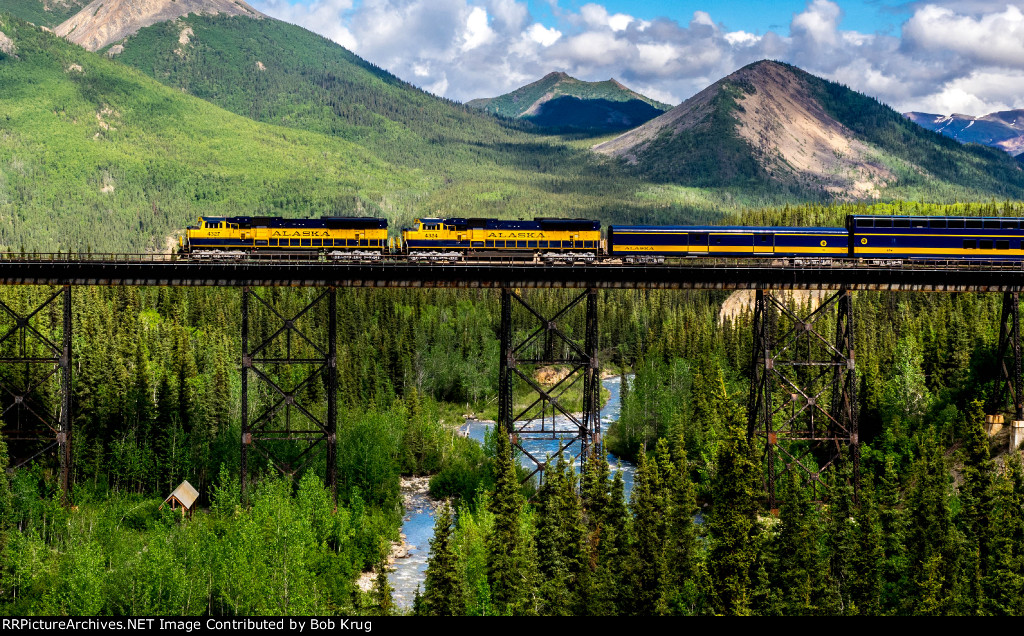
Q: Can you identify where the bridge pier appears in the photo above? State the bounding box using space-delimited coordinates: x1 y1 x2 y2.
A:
747 288 859 507
498 288 601 483
240 287 337 501
988 291 1023 435
0 286 72 504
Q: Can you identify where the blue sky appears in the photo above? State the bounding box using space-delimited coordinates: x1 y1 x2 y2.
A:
249 0 1024 115
530 0 910 34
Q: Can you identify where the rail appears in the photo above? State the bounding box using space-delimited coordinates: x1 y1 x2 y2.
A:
2 252 1024 270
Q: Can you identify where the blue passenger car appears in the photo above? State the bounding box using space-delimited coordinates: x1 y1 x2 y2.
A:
608 225 848 260
848 215 1024 260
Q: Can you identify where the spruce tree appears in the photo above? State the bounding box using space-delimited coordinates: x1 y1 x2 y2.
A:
579 446 613 615
486 426 523 615
982 452 1024 615
422 503 465 616
848 473 883 615
664 433 700 615
877 453 908 614
771 471 833 615
371 559 395 616
904 438 958 615
955 400 993 615
707 420 760 615
534 453 585 615
0 432 12 545
603 467 632 615
627 448 668 615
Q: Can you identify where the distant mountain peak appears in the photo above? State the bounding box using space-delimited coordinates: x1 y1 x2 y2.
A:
55 0 262 51
905 108 1024 156
467 72 672 131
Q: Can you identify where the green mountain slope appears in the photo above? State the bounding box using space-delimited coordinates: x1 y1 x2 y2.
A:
112 15 549 166
467 71 672 131
595 60 1024 201
2 0 89 28
101 15 738 224
1 14 737 252
0 14 429 252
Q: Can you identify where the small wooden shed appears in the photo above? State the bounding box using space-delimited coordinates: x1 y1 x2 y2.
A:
160 480 199 519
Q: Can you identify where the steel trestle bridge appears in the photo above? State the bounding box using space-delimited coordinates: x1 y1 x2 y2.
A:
2 253 1024 290
2 252 1023 506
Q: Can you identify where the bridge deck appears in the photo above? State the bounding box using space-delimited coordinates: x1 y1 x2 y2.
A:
0 254 1023 290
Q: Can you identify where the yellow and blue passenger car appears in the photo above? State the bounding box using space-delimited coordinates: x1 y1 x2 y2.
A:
848 215 1024 260
182 216 389 258
607 225 848 262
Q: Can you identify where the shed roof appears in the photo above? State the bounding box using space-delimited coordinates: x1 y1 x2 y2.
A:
163 480 199 510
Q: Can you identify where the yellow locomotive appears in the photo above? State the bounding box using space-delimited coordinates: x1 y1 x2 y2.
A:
401 217 602 261
181 216 390 259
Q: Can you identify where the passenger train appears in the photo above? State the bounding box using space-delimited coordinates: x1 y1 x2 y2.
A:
180 214 1024 262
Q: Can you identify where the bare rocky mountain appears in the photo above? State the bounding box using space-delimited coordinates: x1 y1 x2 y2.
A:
594 60 894 197
55 0 262 51
592 60 1024 199
905 110 1024 156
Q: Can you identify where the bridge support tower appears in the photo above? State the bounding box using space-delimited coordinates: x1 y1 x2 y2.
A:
988 290 1023 438
498 288 601 482
241 287 337 501
0 287 72 503
747 287 859 508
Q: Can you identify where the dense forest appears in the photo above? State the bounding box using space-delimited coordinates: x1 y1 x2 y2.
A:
2 6 1024 613
0 200 1022 615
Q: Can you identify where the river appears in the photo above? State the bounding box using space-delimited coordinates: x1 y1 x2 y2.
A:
387 375 635 608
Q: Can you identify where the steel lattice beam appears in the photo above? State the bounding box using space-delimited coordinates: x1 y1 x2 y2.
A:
241 287 337 501
498 288 601 483
989 291 1023 422
747 288 859 507
0 286 72 504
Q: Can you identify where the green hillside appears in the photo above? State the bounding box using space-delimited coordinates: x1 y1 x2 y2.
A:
0 13 430 252
82 15 749 226
2 0 88 28
467 71 672 131
614 61 1024 201
0 14 744 251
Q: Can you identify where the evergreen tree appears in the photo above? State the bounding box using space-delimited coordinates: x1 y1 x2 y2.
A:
422 503 465 616
770 471 833 615
371 559 395 616
983 452 1024 615
486 427 524 615
955 400 993 615
664 433 701 615
707 420 760 615
848 474 883 615
578 446 612 615
0 432 12 544
626 448 668 615
877 453 908 614
534 453 586 615
904 438 958 615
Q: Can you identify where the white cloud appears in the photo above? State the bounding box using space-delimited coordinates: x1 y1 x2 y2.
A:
791 0 842 46
461 6 495 51
608 13 633 32
527 22 562 47
252 0 357 50
250 0 1024 117
725 30 760 46
903 4 1024 68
